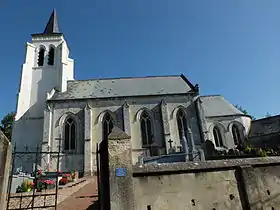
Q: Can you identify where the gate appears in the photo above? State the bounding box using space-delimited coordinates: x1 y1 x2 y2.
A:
96 140 110 210
6 144 61 210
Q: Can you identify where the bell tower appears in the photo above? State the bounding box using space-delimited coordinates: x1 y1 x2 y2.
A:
12 9 74 149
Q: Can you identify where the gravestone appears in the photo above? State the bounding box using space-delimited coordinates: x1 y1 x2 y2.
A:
108 126 134 210
203 140 216 159
0 131 12 210
167 139 176 154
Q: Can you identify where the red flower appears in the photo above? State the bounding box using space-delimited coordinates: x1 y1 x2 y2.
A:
65 173 71 177
37 170 42 175
42 179 55 185
59 177 68 185
58 170 62 174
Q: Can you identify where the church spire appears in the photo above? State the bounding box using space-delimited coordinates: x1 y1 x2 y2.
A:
43 9 60 34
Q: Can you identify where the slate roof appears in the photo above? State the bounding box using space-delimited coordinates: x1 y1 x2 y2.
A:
43 9 60 34
199 95 244 117
50 75 195 100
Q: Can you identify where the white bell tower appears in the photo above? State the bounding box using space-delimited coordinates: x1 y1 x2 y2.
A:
12 9 74 150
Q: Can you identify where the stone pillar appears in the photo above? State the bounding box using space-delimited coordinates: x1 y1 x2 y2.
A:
237 166 258 209
187 127 197 161
122 102 131 136
0 131 12 210
160 100 171 153
179 129 189 161
41 104 52 170
84 103 93 176
108 126 134 210
187 127 196 152
196 97 209 142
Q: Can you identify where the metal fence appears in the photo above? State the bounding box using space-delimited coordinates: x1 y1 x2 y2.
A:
6 145 61 210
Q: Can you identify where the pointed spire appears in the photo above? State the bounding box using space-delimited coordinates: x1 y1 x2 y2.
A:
43 9 60 34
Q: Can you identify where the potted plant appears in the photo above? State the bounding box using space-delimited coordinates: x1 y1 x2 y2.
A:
70 170 78 181
64 173 73 182
59 177 68 185
22 179 34 192
42 179 55 190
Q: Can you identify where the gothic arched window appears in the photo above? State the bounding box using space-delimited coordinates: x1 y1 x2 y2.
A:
102 113 114 140
38 48 45 66
64 117 76 151
140 111 154 146
48 47 55 65
177 109 188 141
213 126 223 147
232 124 241 145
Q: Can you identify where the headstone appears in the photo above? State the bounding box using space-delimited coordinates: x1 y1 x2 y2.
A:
167 139 176 154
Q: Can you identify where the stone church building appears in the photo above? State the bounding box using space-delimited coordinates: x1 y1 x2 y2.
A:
12 10 252 175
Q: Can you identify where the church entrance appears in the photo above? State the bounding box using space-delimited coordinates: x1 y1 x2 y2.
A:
96 113 114 210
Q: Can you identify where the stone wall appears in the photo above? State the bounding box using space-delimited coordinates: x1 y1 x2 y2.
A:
108 132 280 210
132 158 280 210
0 131 12 210
248 115 280 148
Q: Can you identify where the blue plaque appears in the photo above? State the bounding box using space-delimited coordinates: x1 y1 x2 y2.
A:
115 168 127 177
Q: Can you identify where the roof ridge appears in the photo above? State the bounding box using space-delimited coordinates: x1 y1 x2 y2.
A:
200 94 222 98
70 75 182 82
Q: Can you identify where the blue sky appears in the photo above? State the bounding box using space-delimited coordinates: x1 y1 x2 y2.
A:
1 0 280 120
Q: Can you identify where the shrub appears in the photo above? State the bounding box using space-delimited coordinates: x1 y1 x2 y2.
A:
22 179 34 192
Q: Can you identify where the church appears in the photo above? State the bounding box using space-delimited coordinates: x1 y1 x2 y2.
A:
12 10 252 176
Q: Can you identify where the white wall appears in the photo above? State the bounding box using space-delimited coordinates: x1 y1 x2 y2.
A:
46 94 200 172
205 115 252 149
12 34 74 155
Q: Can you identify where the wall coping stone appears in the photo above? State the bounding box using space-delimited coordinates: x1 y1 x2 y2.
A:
0 131 10 146
133 157 280 176
108 126 131 140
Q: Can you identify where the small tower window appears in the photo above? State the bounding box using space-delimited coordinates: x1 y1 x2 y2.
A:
38 48 45 66
48 47 55 65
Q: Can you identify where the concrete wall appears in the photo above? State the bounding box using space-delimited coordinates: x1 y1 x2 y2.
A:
0 131 12 210
132 158 280 210
248 115 280 148
107 133 280 210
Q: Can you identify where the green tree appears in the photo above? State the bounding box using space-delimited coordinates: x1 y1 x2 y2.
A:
265 112 272 118
234 105 256 120
0 112 15 140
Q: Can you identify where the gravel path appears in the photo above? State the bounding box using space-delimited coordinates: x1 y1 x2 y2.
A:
6 178 97 210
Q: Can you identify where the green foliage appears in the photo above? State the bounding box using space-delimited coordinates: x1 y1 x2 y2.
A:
234 105 248 115
265 112 272 118
22 179 33 192
0 112 15 140
234 105 256 120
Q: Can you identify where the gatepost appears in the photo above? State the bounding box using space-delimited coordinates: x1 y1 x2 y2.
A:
0 131 12 210
108 126 135 210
